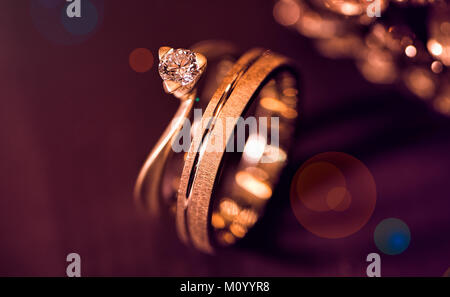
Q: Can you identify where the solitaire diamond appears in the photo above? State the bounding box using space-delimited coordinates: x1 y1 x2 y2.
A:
158 49 200 86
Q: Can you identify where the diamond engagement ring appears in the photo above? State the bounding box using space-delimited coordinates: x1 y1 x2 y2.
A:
134 41 237 217
135 42 299 253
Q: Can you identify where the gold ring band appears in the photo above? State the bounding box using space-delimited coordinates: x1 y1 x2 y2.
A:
134 43 299 253
177 49 298 253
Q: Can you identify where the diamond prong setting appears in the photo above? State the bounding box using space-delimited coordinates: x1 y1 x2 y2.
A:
163 80 182 94
158 47 172 60
195 53 207 70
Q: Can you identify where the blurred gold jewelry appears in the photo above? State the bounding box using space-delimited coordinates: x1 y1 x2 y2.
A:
273 0 450 115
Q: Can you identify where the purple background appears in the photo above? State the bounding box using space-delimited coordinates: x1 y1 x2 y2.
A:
0 0 449 276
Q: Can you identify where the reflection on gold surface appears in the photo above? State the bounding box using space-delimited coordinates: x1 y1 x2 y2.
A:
230 222 247 238
263 145 287 163
212 212 226 229
235 208 258 227
281 95 298 105
281 107 298 119
218 231 236 245
283 87 298 97
243 134 266 163
219 198 240 220
245 166 269 181
260 97 298 119
235 171 272 199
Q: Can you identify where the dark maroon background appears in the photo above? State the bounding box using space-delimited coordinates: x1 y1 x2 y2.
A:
0 0 449 276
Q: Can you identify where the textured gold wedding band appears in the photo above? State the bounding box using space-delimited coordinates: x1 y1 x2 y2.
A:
177 48 299 253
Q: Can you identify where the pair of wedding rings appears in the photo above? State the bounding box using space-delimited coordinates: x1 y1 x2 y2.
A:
134 41 299 253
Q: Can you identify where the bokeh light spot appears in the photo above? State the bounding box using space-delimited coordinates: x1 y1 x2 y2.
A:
326 186 352 211
374 218 411 255
296 161 346 212
405 45 417 58
434 86 450 115
129 48 154 73
273 0 300 26
403 67 436 99
290 152 377 239
431 61 443 74
427 39 443 56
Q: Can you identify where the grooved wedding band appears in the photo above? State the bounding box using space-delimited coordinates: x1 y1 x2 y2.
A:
177 49 298 253
135 44 299 253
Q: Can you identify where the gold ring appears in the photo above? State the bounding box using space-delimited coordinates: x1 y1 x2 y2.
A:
135 43 299 254
134 41 237 216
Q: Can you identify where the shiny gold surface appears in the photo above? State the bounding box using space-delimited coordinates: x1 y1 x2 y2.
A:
134 96 194 215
